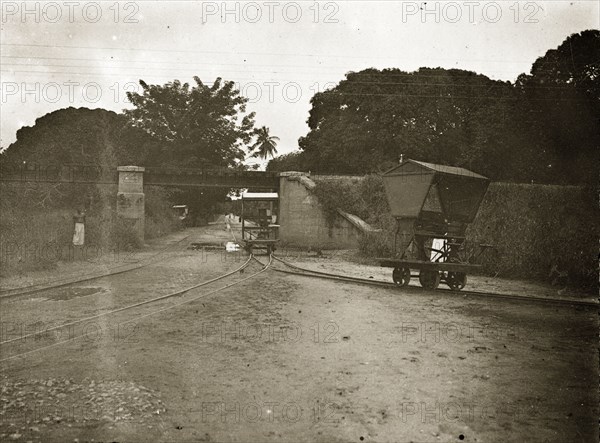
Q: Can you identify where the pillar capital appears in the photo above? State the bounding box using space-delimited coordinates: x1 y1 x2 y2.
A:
118 165 144 193
278 171 309 177
117 166 145 172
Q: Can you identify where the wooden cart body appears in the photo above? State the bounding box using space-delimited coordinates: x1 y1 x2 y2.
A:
378 159 491 290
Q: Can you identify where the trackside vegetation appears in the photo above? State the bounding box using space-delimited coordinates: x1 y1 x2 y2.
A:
310 176 598 289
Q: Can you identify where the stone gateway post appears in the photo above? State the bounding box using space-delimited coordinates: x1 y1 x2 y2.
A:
116 166 145 241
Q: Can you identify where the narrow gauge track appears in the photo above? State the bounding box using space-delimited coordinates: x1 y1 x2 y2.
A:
0 254 272 363
261 255 597 309
0 234 192 300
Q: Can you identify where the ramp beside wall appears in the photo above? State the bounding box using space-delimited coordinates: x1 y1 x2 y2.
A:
278 172 377 249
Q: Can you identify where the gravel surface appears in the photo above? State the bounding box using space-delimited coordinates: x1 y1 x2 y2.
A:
0 226 597 442
0 375 166 441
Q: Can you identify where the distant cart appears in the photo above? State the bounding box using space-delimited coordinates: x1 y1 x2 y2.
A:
378 159 493 290
241 192 280 254
172 205 190 226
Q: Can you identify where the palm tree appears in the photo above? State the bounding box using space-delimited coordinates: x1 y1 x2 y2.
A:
250 126 279 159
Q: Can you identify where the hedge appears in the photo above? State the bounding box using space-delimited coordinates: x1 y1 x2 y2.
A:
311 175 598 288
469 182 597 286
0 182 180 275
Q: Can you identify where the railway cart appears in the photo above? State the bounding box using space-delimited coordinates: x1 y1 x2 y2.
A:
241 192 280 254
378 159 493 290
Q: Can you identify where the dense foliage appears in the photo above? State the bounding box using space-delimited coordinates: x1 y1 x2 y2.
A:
0 108 156 170
0 181 178 275
468 183 598 286
513 30 600 186
124 77 256 168
270 30 599 185
311 176 598 288
0 108 180 274
0 78 264 234
311 176 390 227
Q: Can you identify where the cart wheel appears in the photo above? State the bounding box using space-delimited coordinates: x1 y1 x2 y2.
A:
446 272 467 291
392 267 411 287
419 270 441 290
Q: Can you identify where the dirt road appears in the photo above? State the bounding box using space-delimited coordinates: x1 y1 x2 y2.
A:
1 226 597 442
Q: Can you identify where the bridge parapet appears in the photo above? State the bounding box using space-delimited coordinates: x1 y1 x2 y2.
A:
144 167 279 189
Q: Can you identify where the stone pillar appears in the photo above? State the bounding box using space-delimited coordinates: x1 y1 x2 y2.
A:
278 171 312 246
117 166 145 241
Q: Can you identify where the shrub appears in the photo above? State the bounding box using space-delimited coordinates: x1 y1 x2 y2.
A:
311 175 598 288
469 183 598 287
357 231 394 258
0 182 180 276
311 178 368 227
144 186 180 239
112 216 144 249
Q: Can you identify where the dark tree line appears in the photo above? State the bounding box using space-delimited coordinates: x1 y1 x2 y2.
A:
0 77 277 221
269 30 599 185
0 108 147 170
1 30 597 187
0 77 275 171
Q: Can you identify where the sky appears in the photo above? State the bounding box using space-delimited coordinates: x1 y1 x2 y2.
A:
1 1 598 168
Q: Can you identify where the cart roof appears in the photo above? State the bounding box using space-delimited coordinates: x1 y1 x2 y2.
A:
241 192 279 201
384 159 488 180
382 159 489 222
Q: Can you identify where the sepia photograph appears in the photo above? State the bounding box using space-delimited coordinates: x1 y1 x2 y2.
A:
0 1 598 442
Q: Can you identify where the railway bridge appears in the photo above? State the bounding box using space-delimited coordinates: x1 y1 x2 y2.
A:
0 163 279 189
116 166 281 238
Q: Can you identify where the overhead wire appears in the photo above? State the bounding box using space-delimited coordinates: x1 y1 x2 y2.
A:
1 42 564 65
1 62 589 91
3 42 595 76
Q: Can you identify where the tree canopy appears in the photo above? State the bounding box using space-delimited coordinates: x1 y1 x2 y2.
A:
0 107 164 212
124 76 256 168
514 29 599 185
270 30 599 185
0 77 267 222
0 107 156 169
295 67 519 179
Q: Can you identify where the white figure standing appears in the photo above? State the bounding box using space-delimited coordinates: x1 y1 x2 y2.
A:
73 208 86 246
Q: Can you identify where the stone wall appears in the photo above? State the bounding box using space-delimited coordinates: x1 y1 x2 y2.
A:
278 173 367 249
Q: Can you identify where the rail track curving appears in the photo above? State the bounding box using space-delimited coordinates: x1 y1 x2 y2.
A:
261 254 597 309
0 235 192 300
0 254 272 363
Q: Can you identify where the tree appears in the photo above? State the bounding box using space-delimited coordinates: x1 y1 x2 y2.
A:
0 107 152 169
124 77 256 168
296 67 519 179
266 151 307 172
515 30 599 185
0 107 161 210
250 126 280 159
290 30 599 184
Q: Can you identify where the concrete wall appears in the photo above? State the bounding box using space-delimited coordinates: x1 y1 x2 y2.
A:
278 174 363 249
